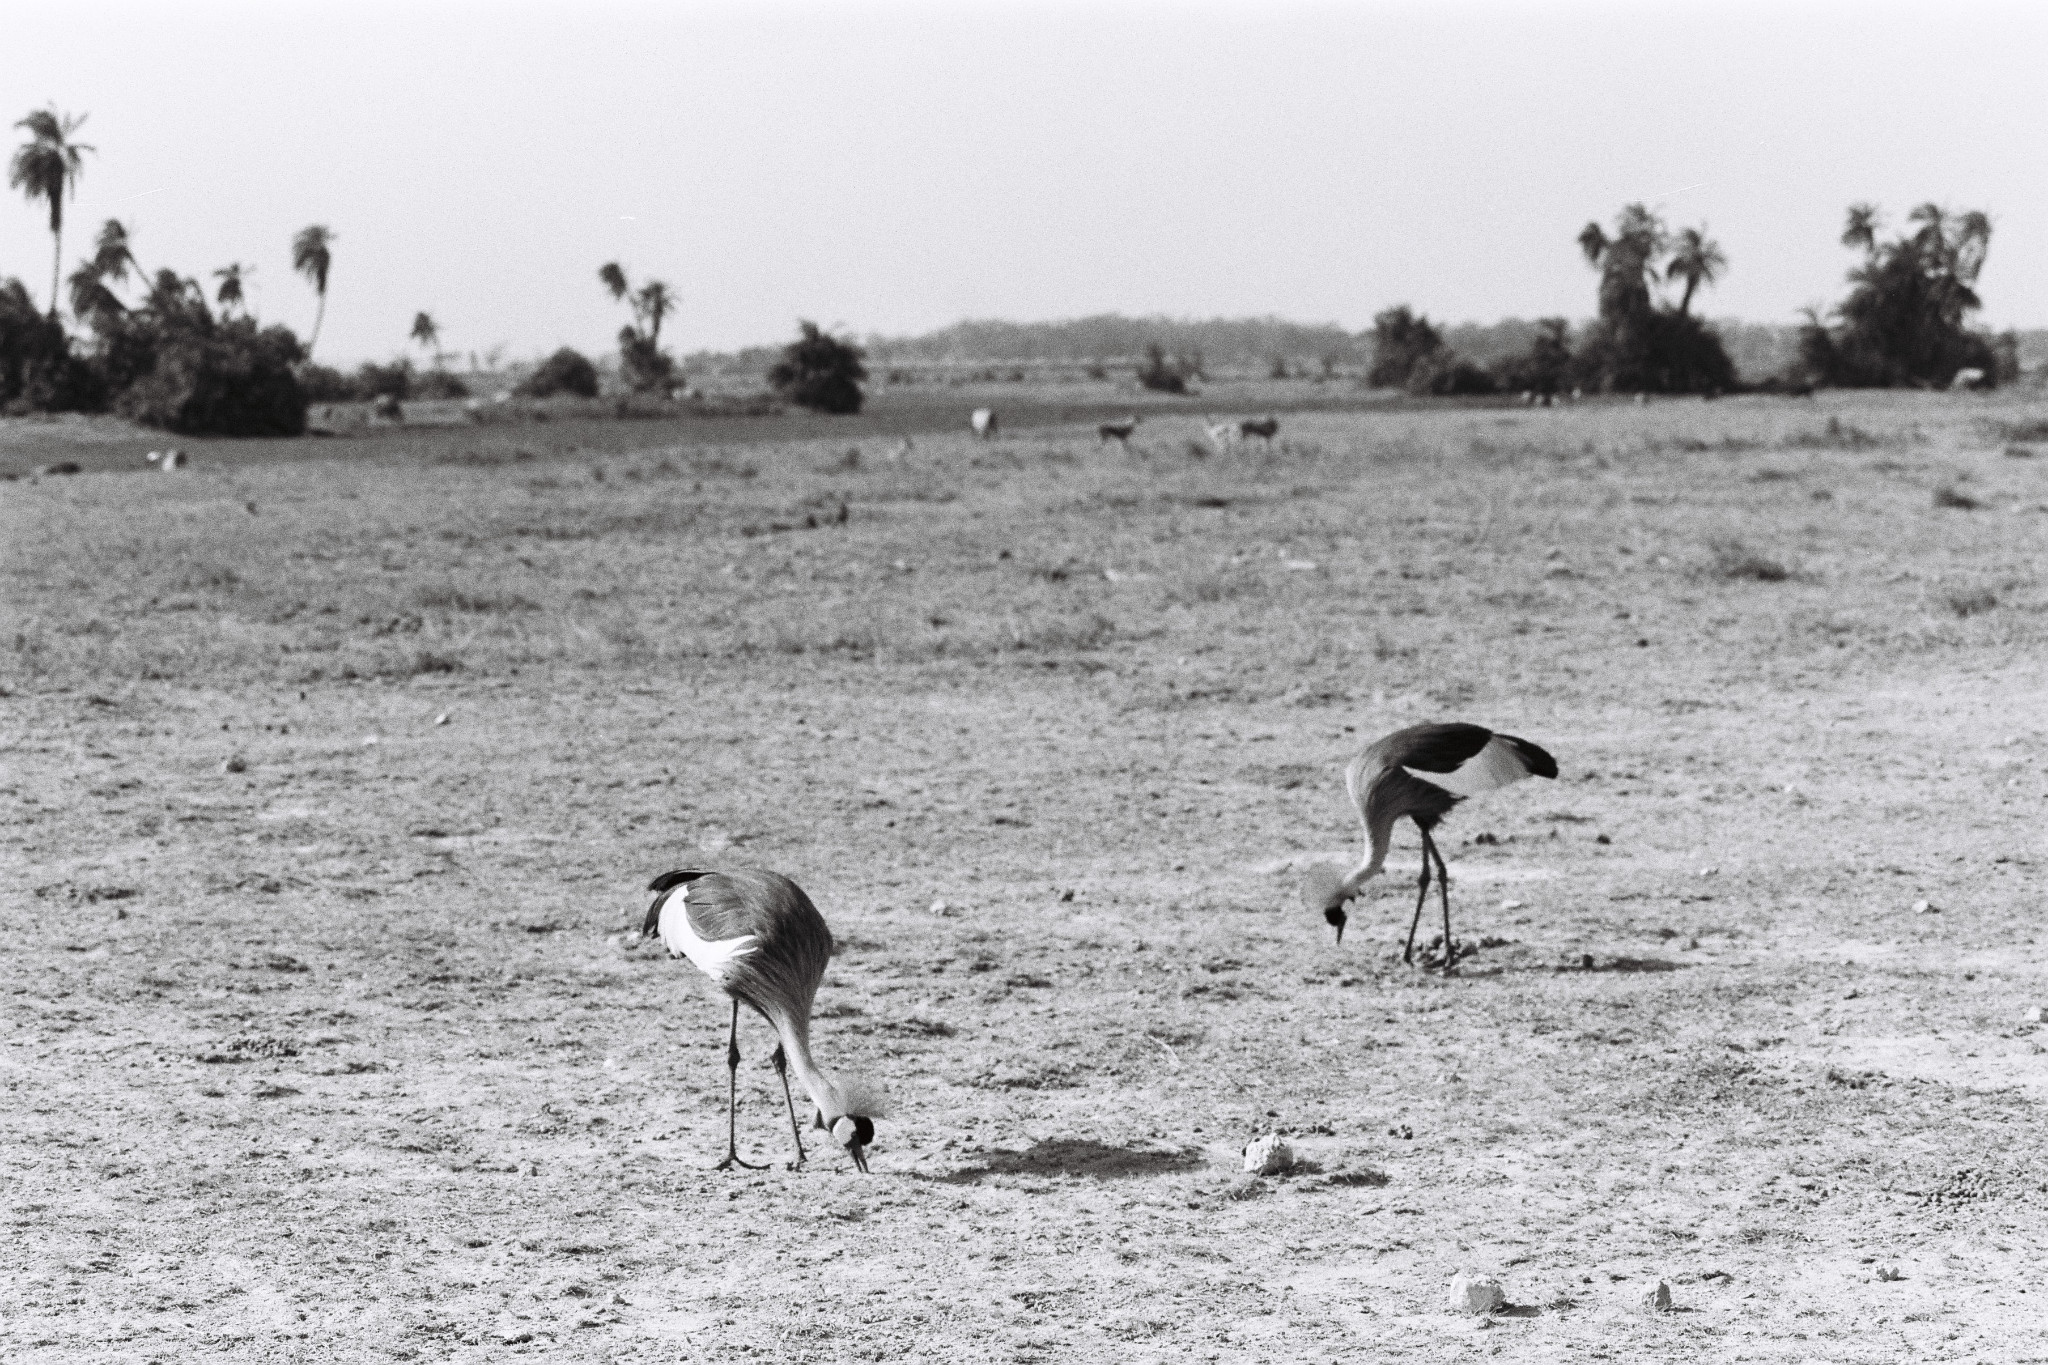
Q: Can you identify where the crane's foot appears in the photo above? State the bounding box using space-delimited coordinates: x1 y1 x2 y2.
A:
715 1151 768 1172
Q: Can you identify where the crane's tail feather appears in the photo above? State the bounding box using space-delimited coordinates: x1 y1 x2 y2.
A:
1498 733 1559 781
642 869 714 937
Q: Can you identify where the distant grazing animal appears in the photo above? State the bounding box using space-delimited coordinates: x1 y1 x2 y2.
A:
1097 415 1140 446
1952 367 1989 391
1570 388 1583 403
145 449 187 471
1520 391 1536 406
1299 722 1558 972
640 868 887 1172
1203 417 1238 451
372 393 404 421
1633 393 1647 406
1237 416 1279 446
970 408 998 439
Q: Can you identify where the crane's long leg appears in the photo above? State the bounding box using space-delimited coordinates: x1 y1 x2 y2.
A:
1426 830 1456 974
771 1044 808 1170
715 999 765 1172
1403 838 1433 965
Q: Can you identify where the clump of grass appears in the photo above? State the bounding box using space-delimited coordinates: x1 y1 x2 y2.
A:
415 585 540 613
1980 417 2048 443
2004 444 2036 459
1946 587 1998 617
1709 538 1790 582
1783 415 1889 451
1749 467 1794 482
1932 484 1981 510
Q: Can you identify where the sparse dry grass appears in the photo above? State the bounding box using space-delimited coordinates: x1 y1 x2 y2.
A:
5 389 2048 1361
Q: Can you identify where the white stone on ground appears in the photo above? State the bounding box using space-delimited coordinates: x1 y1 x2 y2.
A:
1448 1274 1505 1314
2026 1006 2046 1025
1242 1133 1293 1175
1640 1279 1673 1312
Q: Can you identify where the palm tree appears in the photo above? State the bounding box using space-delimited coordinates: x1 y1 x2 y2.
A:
292 224 335 358
67 260 124 324
598 261 629 303
410 311 439 358
1841 203 1881 258
213 263 252 317
92 218 141 284
9 107 94 317
1576 221 1609 267
633 280 676 343
1664 226 1728 316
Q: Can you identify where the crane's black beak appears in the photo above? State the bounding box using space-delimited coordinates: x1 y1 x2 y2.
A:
849 1142 870 1174
1325 906 1347 945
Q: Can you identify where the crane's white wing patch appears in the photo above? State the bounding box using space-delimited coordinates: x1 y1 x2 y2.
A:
1402 735 1537 799
658 887 757 982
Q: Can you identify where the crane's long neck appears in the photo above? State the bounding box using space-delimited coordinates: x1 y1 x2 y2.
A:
769 1009 837 1118
1345 805 1393 896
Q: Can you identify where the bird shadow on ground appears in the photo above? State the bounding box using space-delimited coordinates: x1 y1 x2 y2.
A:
931 1139 1205 1184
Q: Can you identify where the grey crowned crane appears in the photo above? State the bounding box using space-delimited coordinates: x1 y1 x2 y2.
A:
641 868 888 1172
1300 723 1557 971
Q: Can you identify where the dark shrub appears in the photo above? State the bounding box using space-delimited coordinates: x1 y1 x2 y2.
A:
1406 352 1497 396
1368 306 1445 388
355 359 413 400
1576 309 1735 395
299 363 357 402
411 370 470 400
0 278 102 412
1489 318 1574 396
767 321 866 414
117 318 307 436
618 331 675 393
1136 343 1186 394
518 347 599 399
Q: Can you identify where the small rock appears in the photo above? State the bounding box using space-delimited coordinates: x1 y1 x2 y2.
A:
34 461 82 476
930 899 949 916
1876 1264 1904 1282
221 756 247 774
1595 833 1611 844
1639 1279 1673 1312
363 735 380 747
1699 866 1718 878
1448 1274 1506 1315
1913 899 1936 914
1499 899 1524 911
1242 1133 1294 1176
434 713 450 726
2024 1006 2045 1025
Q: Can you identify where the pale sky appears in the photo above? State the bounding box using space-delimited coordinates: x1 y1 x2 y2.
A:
4 1 2043 366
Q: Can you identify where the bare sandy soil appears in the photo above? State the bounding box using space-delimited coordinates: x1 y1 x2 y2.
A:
4 392 2048 1361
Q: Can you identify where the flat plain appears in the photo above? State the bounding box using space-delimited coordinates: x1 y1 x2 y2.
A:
4 389 2047 1362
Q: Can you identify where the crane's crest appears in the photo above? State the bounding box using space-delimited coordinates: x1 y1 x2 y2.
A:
818 1072 892 1121
1299 862 1350 911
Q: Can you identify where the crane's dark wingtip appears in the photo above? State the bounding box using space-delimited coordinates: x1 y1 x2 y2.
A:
1503 735 1559 780
647 869 713 895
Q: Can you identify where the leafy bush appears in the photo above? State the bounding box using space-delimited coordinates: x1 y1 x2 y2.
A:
411 370 470 400
618 332 675 393
1489 318 1574 396
1368 306 1445 388
1575 309 1735 395
355 359 413 400
1136 343 1186 394
1804 204 1998 388
517 347 599 399
767 321 866 414
1406 352 1497 397
0 278 102 413
116 316 307 436
299 363 357 402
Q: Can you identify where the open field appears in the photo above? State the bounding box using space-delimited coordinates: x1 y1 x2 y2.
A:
5 391 2048 1361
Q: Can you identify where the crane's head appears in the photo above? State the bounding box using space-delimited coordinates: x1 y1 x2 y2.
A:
1300 862 1364 943
812 1075 890 1174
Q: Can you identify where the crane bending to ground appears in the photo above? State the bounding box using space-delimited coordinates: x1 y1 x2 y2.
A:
640 867 888 1172
1300 722 1557 971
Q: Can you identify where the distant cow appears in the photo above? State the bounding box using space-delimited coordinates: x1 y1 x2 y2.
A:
1097 415 1140 447
1952 367 1990 391
146 449 187 471
1237 416 1279 446
971 408 998 439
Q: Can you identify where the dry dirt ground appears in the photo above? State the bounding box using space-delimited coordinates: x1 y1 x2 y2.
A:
4 392 2048 1362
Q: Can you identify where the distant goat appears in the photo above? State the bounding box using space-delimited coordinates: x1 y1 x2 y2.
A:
1097 415 1140 446
971 408 998 439
1237 416 1279 446
146 449 187 471
1952 367 1990 391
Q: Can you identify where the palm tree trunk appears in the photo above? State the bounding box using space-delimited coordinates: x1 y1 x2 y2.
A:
308 291 326 359
1679 278 1697 316
49 225 62 320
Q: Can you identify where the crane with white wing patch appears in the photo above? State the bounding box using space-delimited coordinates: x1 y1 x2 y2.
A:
640 867 888 1172
1299 722 1558 971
